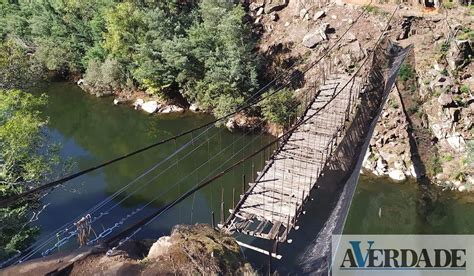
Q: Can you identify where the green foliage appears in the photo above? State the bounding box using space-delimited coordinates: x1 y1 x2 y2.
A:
0 38 43 88
84 58 124 91
1 0 262 120
398 63 415 81
439 42 450 56
442 0 456 9
467 140 474 166
456 27 474 40
260 89 298 125
441 153 454 162
103 2 145 65
362 4 389 16
388 98 399 109
426 154 443 177
460 85 471 95
0 89 62 259
5 0 114 72
180 1 258 114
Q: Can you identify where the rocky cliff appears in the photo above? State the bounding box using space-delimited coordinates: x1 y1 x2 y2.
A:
247 0 472 190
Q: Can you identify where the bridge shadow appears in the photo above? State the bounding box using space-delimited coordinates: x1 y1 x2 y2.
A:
393 50 439 224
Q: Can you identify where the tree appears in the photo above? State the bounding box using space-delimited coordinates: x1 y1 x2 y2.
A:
0 38 43 89
84 57 124 96
0 89 63 259
29 0 113 72
260 89 299 125
103 2 145 65
176 0 259 116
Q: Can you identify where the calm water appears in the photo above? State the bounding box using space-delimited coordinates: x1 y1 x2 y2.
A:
20 83 474 270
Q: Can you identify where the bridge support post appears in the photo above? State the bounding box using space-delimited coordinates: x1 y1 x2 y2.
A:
212 211 215 229
220 188 225 225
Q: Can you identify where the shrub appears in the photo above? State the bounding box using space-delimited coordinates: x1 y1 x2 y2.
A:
398 63 415 81
260 89 299 125
441 153 454 162
442 0 456 9
426 154 443 177
467 140 474 166
84 58 123 90
460 84 470 95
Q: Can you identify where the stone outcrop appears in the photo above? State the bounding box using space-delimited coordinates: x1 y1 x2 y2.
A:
264 0 288 14
141 101 160 114
302 24 329 48
2 224 255 275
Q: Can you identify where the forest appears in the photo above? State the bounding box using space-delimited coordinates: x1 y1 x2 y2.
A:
0 0 296 122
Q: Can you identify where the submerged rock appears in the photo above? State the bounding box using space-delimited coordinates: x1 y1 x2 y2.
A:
160 105 184 113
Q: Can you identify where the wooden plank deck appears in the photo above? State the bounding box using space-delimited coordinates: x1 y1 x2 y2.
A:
222 74 359 242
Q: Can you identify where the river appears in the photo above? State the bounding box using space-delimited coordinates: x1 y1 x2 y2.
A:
23 83 474 271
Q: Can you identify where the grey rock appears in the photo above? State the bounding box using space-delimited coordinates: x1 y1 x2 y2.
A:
265 0 288 14
389 169 407 181
299 8 308 19
249 1 264 11
437 93 453 107
446 133 466 152
348 41 366 62
313 10 325 20
345 32 357 43
189 103 199 112
447 40 473 70
142 101 160 114
320 23 330 40
302 31 325 48
270 13 279 21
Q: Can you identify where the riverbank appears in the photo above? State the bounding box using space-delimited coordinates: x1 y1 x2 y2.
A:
358 4 473 192
1 224 255 275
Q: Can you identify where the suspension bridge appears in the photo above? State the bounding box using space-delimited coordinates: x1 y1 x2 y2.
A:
0 4 412 274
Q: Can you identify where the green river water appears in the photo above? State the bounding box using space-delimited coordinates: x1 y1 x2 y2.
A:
22 82 474 272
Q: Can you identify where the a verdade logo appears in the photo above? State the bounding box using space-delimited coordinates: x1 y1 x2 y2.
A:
332 235 472 275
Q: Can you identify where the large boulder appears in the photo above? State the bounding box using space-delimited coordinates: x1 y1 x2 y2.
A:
148 236 172 259
313 10 325 21
447 40 473 70
189 103 200 112
388 169 407 181
437 93 454 107
142 101 160 114
302 25 329 48
249 0 265 11
446 133 466 152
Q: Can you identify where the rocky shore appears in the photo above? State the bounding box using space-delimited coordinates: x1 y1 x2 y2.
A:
361 6 473 191
1 224 255 276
